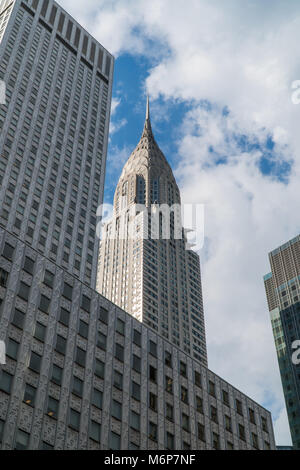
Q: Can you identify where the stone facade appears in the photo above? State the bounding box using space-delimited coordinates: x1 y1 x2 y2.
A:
0 227 276 450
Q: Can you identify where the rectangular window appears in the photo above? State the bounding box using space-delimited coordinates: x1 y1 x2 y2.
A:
29 352 41 373
92 389 103 409
196 396 203 413
23 257 35 275
225 415 232 432
149 340 157 357
34 323 46 342
182 413 190 432
59 307 70 326
132 354 141 373
180 361 187 378
47 397 59 419
7 339 19 360
166 403 174 421
132 381 140 401
55 335 67 355
114 371 123 390
198 423 206 442
73 377 84 397
95 359 105 379
2 243 14 260
212 433 220 450
116 318 125 336
149 392 157 411
115 343 124 362
63 283 73 301
0 371 13 394
165 376 173 394
44 270 54 288
239 424 246 441
166 432 175 450
133 329 141 346
149 422 157 442
222 390 230 406
81 294 91 312
110 432 120 450
90 421 101 442
130 411 140 431
249 408 256 424
211 405 218 424
99 307 108 324
69 409 80 431
15 430 29 450
39 295 50 313
181 386 188 404
97 332 106 350
209 381 216 397
76 347 86 367
18 282 30 301
78 320 89 339
194 371 202 388
52 365 63 386
112 400 122 421
149 365 157 383
165 351 172 368
0 268 8 287
236 399 243 416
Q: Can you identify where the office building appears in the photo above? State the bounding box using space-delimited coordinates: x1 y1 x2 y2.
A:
0 0 114 288
97 100 207 366
0 226 276 450
264 235 300 450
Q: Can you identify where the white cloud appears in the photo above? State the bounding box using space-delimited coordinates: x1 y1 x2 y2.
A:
60 0 300 445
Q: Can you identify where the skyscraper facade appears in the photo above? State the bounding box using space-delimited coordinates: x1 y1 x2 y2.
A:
0 0 114 288
97 101 207 367
0 226 276 450
264 235 300 450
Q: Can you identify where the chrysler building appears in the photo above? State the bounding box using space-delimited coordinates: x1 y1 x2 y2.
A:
97 99 207 366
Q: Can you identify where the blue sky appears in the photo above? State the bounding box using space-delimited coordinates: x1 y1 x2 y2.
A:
61 0 300 445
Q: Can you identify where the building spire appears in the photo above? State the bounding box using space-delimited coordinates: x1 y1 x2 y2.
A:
143 95 152 134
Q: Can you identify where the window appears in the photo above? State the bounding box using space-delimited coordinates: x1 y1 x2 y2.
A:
132 354 141 373
81 294 91 312
149 365 157 383
78 320 89 339
63 283 73 301
7 339 19 360
41 442 54 450
23 257 34 275
47 397 59 419
0 371 13 394
180 361 187 378
198 423 206 442
165 351 172 368
149 422 157 441
12 308 25 329
209 381 216 397
182 413 190 432
166 403 174 421
225 415 232 432
110 432 121 450
181 386 188 404
0 268 8 287
211 405 218 424
249 408 256 424
115 343 124 362
116 318 125 335
90 421 101 442
149 392 157 411
166 432 175 450
76 347 86 367
227 441 234 450
252 433 259 449
69 409 80 431
73 377 83 397
52 365 63 385
132 381 140 401
133 329 141 346
2 243 14 260
97 332 106 350
196 396 203 413
59 307 70 326
194 371 202 388
236 399 243 416
15 430 29 450
222 390 230 406
165 376 173 394
149 340 157 357
92 389 103 409
34 323 46 342
95 359 105 378
212 433 220 450
130 411 140 431
238 424 246 441
114 371 123 390
55 335 67 355
29 352 42 373
99 307 108 324
261 416 268 433
43 270 54 288
39 295 50 313
18 282 30 301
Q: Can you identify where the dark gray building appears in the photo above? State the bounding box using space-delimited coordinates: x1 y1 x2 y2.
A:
0 227 276 450
0 0 114 288
264 235 300 450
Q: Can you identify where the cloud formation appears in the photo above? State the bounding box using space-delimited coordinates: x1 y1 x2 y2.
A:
60 0 300 444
